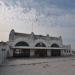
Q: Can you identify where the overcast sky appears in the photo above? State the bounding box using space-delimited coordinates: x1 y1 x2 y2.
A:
0 0 75 49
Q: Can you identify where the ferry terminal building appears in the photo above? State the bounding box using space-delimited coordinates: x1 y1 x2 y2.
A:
5 29 71 57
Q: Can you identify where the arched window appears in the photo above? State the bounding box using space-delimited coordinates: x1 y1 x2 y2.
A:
15 41 29 46
35 42 46 47
51 44 61 56
51 44 59 47
35 42 47 57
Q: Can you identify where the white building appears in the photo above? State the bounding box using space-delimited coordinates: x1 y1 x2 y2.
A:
7 29 71 57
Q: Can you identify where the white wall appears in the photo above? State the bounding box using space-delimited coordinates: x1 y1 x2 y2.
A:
0 45 9 65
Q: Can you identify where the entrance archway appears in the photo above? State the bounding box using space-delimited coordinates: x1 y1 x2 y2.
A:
13 41 30 57
35 42 47 57
51 44 61 56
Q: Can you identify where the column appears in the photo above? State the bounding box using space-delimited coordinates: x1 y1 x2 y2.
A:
30 49 35 57
9 48 13 57
61 50 63 56
47 50 51 57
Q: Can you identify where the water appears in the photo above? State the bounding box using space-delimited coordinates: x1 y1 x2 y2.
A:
0 57 75 75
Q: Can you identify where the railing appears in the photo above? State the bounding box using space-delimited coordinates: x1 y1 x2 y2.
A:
12 46 68 50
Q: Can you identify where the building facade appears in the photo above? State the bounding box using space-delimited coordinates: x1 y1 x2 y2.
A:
7 29 71 57
0 42 9 64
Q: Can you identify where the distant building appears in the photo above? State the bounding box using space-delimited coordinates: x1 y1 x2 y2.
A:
7 29 72 57
72 49 75 55
0 29 72 59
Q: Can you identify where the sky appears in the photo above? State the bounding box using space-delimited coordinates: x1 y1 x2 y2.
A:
0 0 75 49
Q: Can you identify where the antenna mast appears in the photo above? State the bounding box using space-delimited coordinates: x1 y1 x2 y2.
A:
31 14 38 33
32 21 33 32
